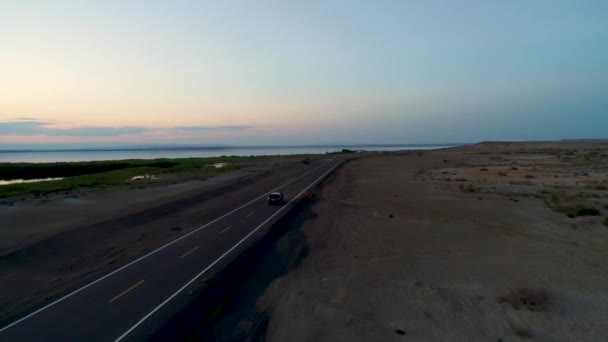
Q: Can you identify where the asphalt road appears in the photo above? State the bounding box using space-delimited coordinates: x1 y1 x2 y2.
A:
0 159 341 341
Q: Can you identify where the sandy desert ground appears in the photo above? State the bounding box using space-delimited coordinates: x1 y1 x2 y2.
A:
196 141 608 341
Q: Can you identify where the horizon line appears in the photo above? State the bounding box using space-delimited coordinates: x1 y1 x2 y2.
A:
0 143 467 153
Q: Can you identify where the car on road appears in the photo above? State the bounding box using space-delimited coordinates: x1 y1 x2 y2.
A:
268 192 285 205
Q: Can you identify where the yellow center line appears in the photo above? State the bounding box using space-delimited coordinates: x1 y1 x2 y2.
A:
245 212 255 218
179 246 200 259
108 280 145 304
220 225 232 234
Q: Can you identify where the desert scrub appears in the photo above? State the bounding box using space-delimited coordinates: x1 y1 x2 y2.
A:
524 174 535 179
545 193 601 218
604 217 608 226
498 171 508 176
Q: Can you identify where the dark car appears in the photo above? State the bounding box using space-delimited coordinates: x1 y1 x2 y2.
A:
268 192 285 205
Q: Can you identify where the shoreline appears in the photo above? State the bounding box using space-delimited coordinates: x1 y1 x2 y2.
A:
0 145 458 163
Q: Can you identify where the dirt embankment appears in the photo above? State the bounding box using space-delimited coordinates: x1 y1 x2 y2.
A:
183 143 608 341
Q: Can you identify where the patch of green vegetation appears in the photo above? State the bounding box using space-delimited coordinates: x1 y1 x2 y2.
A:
563 150 575 156
0 155 292 198
207 303 224 322
544 192 601 218
326 149 355 155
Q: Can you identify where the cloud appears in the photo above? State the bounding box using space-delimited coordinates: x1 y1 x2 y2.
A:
0 119 150 137
0 119 256 138
174 125 253 131
14 117 43 121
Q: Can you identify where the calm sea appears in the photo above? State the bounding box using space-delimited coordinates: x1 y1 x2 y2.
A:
0 145 457 163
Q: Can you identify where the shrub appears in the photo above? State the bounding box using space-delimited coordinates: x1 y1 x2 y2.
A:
569 207 600 217
498 171 508 176
510 166 518 170
480 168 488 171
545 192 601 218
525 174 535 179
604 217 608 226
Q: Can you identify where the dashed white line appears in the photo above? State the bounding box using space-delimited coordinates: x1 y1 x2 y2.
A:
179 246 199 259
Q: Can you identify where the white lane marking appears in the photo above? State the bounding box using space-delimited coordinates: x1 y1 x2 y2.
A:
245 211 255 218
0 161 331 333
179 246 200 259
107 280 145 304
219 226 232 234
114 161 341 341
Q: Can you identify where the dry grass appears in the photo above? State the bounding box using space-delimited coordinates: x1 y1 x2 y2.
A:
544 193 601 218
462 184 475 193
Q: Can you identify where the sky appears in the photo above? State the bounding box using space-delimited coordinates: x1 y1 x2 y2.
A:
0 0 607 147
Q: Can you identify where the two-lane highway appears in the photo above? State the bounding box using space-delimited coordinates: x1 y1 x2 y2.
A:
0 159 341 341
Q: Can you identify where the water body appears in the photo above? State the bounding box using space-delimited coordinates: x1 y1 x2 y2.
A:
0 177 64 185
0 145 458 163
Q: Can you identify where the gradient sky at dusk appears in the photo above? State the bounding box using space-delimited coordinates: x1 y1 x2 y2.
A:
1 1 606 146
